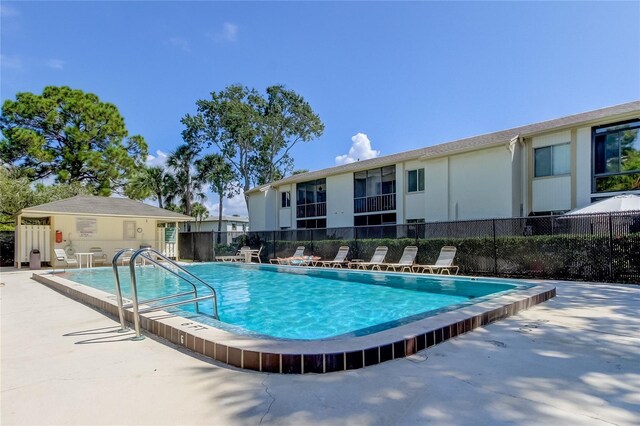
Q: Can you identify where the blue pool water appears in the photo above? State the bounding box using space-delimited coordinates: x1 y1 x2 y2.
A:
64 264 525 340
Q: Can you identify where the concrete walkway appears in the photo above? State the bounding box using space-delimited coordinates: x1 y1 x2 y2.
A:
1 270 639 425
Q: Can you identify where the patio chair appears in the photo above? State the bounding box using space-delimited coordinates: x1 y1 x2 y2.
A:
349 246 388 270
313 246 350 268
380 246 418 272
234 246 252 262
250 246 263 263
54 248 78 271
89 247 108 265
412 246 459 275
269 246 306 264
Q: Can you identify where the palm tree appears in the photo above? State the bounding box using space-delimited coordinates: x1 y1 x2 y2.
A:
195 153 239 243
125 166 175 209
167 144 203 216
191 203 209 231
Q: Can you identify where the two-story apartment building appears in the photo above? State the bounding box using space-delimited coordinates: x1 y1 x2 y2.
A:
247 102 640 231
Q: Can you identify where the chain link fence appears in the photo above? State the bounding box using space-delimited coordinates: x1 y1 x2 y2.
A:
171 211 640 283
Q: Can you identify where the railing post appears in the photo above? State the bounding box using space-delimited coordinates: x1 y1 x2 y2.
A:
492 219 498 275
608 213 614 281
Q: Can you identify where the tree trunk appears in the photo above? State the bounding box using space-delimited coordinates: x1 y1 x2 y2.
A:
217 195 223 245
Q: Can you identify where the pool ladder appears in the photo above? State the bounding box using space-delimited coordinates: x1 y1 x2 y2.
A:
112 248 219 340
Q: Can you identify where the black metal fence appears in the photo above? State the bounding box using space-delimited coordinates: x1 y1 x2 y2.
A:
180 211 640 284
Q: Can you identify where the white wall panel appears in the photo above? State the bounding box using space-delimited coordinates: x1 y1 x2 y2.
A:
449 146 513 220
532 176 572 212
424 158 449 221
532 130 571 148
326 173 354 228
575 126 592 209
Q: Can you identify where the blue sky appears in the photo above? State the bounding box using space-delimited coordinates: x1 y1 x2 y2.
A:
2 1 639 216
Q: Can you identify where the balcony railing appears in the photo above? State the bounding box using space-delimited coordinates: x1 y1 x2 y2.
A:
296 202 327 218
354 194 396 213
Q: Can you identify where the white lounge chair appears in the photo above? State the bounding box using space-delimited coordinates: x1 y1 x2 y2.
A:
270 246 305 264
54 248 78 271
349 246 388 271
381 246 418 272
313 246 350 268
412 246 459 275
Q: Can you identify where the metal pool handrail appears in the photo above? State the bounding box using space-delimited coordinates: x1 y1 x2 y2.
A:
112 248 136 333
112 248 219 340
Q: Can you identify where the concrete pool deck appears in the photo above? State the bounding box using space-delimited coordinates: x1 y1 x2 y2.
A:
1 269 639 425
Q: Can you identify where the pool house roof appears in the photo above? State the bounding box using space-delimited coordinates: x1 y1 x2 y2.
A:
18 196 192 221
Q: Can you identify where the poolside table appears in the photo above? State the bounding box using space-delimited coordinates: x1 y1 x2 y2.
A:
74 252 94 268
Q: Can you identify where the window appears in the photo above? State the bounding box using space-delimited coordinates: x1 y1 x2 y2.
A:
593 119 640 193
534 143 570 177
281 191 291 208
296 179 326 218
354 166 396 213
407 169 425 192
123 221 136 239
231 223 237 231
354 213 396 226
296 218 326 229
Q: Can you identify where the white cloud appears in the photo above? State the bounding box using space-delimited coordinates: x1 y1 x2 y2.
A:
0 54 23 69
46 59 65 70
335 133 380 165
146 149 169 167
169 37 190 52
209 22 238 43
0 4 19 17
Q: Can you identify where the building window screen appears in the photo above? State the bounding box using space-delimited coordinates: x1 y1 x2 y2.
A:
593 119 640 193
281 191 290 208
407 169 425 192
534 143 570 177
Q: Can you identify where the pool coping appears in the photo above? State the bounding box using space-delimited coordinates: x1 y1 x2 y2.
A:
32 271 555 374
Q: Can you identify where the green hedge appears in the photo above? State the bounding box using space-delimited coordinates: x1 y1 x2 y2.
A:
245 234 638 283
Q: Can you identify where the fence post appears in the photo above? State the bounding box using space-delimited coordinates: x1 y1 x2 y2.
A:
608 213 613 281
492 219 498 275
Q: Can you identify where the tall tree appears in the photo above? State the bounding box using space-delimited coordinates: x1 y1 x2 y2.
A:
182 84 324 207
167 144 203 216
190 202 209 231
253 85 324 185
0 86 148 195
195 153 239 243
0 167 90 230
124 165 175 209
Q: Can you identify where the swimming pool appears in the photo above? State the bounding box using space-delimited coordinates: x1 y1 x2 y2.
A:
34 264 555 373
65 264 527 340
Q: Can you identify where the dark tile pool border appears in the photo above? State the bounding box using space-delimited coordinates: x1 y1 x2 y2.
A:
32 272 555 374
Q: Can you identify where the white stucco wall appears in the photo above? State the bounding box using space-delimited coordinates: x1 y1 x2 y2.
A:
448 146 513 220
248 193 266 231
424 157 449 221
532 177 572 212
326 173 354 228
531 131 572 212
51 214 161 260
531 130 571 149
